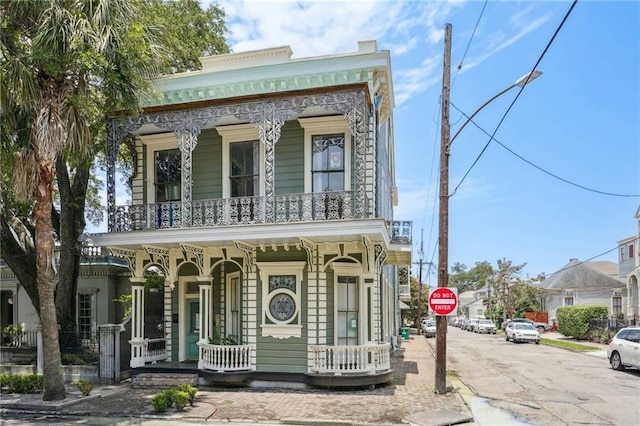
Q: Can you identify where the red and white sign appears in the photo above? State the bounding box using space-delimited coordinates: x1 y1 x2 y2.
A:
428 287 458 316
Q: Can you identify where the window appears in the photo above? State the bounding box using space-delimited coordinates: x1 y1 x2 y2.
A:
337 276 359 346
299 116 351 193
612 296 622 314
629 244 634 259
312 134 345 192
77 293 95 341
257 262 304 339
226 272 241 344
620 247 626 261
230 141 259 197
564 297 574 306
155 149 181 202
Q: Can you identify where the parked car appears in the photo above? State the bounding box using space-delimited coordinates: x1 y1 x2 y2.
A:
474 319 497 334
465 318 479 332
502 318 549 334
607 326 640 371
505 322 540 344
422 320 436 338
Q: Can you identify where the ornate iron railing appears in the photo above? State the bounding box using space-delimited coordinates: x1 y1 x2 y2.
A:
388 220 412 244
308 343 391 375
113 191 363 232
198 343 255 372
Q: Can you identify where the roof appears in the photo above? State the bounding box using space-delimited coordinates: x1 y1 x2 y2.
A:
538 259 625 291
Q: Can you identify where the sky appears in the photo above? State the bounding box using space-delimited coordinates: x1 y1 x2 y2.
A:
210 0 640 283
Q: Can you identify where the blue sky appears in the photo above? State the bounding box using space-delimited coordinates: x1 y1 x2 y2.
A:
215 0 639 281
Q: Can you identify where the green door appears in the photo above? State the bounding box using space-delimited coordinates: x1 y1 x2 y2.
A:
186 299 200 360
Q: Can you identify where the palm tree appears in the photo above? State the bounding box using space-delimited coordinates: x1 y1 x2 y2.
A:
1 0 161 401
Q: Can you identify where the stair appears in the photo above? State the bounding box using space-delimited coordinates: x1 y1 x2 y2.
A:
131 373 198 388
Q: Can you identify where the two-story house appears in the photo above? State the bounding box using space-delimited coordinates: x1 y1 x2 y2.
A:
618 205 640 323
92 40 412 388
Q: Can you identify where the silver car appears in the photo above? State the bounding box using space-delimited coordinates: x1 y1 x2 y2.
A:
607 326 640 371
474 319 496 334
505 322 540 344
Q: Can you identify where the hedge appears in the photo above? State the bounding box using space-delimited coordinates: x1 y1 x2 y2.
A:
556 305 608 340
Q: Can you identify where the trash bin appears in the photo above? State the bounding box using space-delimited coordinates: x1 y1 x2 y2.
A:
400 327 410 340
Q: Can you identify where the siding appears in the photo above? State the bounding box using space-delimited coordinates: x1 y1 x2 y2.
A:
193 128 222 200
274 121 304 195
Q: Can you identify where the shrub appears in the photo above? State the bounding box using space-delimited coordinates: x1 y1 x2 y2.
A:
151 390 173 412
0 374 43 394
76 380 94 396
2 324 25 347
176 384 197 406
556 305 608 340
172 390 189 411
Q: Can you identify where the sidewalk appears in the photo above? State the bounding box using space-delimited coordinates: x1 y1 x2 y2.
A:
0 336 473 426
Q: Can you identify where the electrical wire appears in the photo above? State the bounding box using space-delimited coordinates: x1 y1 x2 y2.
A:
452 0 488 87
450 0 579 197
450 102 640 197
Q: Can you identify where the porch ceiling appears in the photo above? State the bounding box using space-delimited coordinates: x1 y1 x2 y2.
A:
386 243 413 266
91 219 392 251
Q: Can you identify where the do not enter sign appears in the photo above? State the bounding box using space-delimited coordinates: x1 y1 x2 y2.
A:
428 287 458 316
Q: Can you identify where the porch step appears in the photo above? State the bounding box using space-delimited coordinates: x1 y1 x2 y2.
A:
132 373 198 389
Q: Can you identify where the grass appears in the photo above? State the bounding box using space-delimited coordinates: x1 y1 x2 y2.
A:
540 338 602 351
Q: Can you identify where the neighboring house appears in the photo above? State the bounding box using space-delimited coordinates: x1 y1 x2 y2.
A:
617 205 640 323
537 259 626 321
458 286 490 320
0 247 130 343
92 40 412 387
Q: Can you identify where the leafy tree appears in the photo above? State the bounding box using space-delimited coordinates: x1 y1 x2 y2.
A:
449 261 494 293
1 0 229 401
0 0 169 401
490 258 527 322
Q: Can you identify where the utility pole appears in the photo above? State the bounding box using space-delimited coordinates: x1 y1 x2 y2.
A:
435 22 451 395
416 229 425 334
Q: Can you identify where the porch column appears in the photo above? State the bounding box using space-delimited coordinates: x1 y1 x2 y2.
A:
197 279 212 369
130 280 146 368
175 128 202 227
256 114 286 223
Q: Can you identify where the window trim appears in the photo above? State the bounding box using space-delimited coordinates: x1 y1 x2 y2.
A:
299 116 351 193
225 271 241 343
216 124 264 199
141 133 180 204
256 261 305 339
331 263 364 345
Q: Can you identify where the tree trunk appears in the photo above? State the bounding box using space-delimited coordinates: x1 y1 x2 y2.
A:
55 158 89 348
34 161 66 401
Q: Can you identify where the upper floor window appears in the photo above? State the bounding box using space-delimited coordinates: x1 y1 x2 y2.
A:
155 149 181 202
629 244 634 259
230 141 259 197
620 247 626 261
312 134 344 192
299 116 351 194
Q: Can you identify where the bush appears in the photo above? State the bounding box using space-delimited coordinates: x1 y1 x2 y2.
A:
0 374 44 394
76 380 94 396
176 384 197 406
556 305 608 340
151 390 173 412
151 385 197 412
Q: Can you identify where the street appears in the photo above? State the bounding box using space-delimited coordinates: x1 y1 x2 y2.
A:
432 326 640 425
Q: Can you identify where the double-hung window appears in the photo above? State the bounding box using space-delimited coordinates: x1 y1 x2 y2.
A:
230 141 259 197
155 149 181 202
312 134 345 193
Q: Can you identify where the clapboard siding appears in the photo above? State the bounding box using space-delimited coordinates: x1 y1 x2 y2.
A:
193 128 222 200
274 121 304 195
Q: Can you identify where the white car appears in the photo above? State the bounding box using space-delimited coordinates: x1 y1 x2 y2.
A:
607 326 640 371
474 319 496 334
505 322 540 344
421 319 436 338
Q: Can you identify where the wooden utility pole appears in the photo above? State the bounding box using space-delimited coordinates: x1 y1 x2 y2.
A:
435 22 451 395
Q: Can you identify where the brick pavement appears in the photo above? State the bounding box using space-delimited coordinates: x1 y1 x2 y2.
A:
1 335 472 425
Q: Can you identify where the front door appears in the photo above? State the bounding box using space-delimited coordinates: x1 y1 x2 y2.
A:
186 299 200 360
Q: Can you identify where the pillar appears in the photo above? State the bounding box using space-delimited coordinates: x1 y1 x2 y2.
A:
129 281 146 368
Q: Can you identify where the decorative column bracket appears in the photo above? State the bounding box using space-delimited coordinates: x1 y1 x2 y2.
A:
234 241 256 273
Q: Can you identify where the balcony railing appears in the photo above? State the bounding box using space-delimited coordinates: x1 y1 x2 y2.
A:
113 191 362 232
388 220 412 244
308 343 391 375
198 343 255 372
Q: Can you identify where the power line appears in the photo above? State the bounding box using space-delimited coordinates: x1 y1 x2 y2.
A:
449 102 640 198
452 0 488 87
451 0 579 197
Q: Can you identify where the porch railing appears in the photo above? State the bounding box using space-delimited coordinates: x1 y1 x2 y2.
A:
308 343 391 375
143 338 167 364
198 343 255 372
113 191 363 232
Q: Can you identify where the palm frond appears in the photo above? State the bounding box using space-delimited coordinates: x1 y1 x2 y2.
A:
13 149 38 202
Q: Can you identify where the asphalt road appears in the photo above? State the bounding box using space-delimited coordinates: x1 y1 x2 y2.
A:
437 326 640 425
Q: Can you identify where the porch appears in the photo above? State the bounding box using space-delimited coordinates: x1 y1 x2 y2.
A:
133 341 392 388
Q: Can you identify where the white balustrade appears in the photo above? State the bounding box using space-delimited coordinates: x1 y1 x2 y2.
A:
309 343 391 375
198 343 255 372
